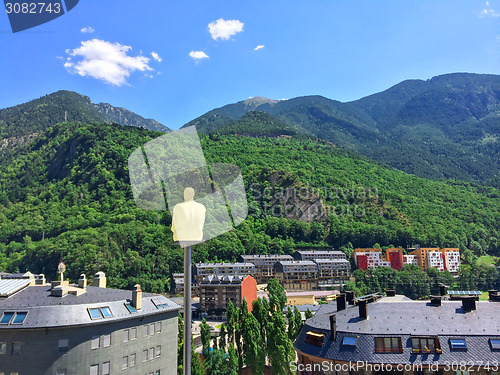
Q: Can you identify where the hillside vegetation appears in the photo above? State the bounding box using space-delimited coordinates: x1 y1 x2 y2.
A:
0 122 498 292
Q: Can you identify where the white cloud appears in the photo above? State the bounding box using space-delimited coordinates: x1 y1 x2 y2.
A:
189 51 209 60
480 1 499 17
80 26 95 33
208 18 244 40
64 39 152 86
151 52 162 62
56 56 63 59
254 45 264 51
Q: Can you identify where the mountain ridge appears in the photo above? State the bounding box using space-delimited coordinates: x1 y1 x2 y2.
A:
184 73 500 184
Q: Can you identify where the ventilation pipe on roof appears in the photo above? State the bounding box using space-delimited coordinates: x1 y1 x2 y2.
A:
385 289 396 297
329 314 336 341
78 274 87 289
132 284 142 310
336 293 346 311
430 295 442 306
439 284 447 296
345 291 355 305
461 296 476 311
93 271 106 288
358 299 368 320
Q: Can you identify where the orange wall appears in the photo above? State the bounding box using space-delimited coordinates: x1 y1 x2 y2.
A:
241 275 257 312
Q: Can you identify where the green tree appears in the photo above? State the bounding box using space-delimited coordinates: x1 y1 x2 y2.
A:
268 278 286 312
242 312 265 375
201 318 211 358
304 308 313 320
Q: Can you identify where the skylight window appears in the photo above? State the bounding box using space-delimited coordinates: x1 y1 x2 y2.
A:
450 339 467 349
490 339 500 350
0 312 15 324
125 303 137 313
88 308 103 320
343 336 357 346
100 307 113 318
11 312 27 324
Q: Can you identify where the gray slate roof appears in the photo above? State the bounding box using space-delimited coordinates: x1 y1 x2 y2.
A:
0 285 179 329
294 296 500 365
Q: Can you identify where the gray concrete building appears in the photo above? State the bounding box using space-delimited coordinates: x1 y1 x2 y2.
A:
0 272 179 375
293 250 347 261
192 262 256 285
238 254 294 283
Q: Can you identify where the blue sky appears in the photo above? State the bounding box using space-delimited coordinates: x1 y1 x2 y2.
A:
0 0 499 129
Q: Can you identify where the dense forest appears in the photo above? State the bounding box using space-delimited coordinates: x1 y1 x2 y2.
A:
0 121 498 293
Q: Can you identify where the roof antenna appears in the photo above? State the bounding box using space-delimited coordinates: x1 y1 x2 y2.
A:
57 260 66 282
64 111 68 122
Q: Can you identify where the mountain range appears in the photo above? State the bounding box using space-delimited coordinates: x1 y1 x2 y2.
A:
0 90 170 139
185 73 500 184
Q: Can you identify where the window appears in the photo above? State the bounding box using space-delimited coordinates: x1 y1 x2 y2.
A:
411 336 441 353
144 325 149 337
143 349 148 362
102 361 110 375
125 303 137 313
156 345 161 357
0 342 6 354
343 336 357 346
58 339 69 353
149 347 154 360
11 312 27 324
375 337 402 353
100 307 113 318
91 336 99 350
89 364 98 375
0 312 15 324
122 356 128 370
102 334 111 348
490 339 500 350
156 322 162 333
450 339 467 350
305 331 325 347
88 307 113 320
155 371 161 375
130 327 137 340
123 329 129 343
150 324 155 336
88 308 102 320
130 353 136 367
11 342 21 355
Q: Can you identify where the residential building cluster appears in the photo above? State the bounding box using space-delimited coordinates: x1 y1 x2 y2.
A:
172 250 351 314
353 246 461 273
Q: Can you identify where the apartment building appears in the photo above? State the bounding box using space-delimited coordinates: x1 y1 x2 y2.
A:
294 293 500 374
192 262 256 285
274 261 319 290
353 248 385 270
315 259 350 286
441 248 461 273
0 272 179 375
199 275 257 313
237 254 294 283
293 250 347 262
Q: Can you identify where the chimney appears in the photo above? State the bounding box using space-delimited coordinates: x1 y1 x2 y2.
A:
329 314 336 341
93 271 106 288
51 285 68 297
439 284 447 296
461 296 476 311
430 295 442 306
358 299 368 320
488 290 498 300
336 293 346 311
345 291 355 305
132 284 142 310
78 274 87 289
35 274 46 285
385 289 396 297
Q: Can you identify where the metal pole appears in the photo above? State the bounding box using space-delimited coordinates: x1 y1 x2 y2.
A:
183 245 192 375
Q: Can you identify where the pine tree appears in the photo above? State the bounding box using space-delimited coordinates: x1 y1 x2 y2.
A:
242 312 265 375
201 318 211 358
